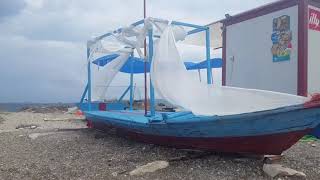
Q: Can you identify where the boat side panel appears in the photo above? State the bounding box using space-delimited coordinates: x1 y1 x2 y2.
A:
89 119 312 155
86 107 320 138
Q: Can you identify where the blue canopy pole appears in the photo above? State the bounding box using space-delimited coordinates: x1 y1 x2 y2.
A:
118 85 131 102
171 21 207 30
87 42 92 111
205 28 212 84
129 53 134 110
148 29 155 116
80 84 88 104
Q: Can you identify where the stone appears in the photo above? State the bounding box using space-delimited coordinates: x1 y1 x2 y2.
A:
129 161 169 176
111 172 118 177
28 132 56 140
264 154 284 164
311 144 316 147
30 125 37 129
263 164 306 178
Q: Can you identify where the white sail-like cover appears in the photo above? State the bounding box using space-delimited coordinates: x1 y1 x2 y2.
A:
89 21 149 101
151 26 308 116
91 53 130 101
88 18 185 101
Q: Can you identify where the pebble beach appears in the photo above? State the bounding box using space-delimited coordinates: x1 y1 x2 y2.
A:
0 110 319 180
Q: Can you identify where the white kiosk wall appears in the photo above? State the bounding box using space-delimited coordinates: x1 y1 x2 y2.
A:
226 6 299 95
308 6 320 94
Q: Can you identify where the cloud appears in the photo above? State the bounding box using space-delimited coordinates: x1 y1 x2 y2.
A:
0 35 86 102
0 0 26 19
0 0 277 102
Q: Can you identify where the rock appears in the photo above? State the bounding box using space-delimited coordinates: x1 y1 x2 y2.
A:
264 154 283 164
66 107 78 114
129 161 169 176
28 132 56 140
30 125 37 129
111 172 118 177
28 133 42 140
263 164 306 178
311 144 316 147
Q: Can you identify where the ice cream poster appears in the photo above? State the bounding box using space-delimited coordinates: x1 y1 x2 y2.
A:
271 15 292 62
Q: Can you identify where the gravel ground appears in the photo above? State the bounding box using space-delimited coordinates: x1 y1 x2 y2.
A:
0 112 319 180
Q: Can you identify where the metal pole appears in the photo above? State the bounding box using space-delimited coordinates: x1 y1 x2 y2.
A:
205 28 212 84
87 43 92 110
143 0 148 115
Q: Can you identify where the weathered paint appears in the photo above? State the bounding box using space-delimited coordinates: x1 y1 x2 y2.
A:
85 102 320 154
89 120 311 155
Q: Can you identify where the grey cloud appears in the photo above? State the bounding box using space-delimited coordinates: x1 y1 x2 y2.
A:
0 0 277 103
0 0 26 19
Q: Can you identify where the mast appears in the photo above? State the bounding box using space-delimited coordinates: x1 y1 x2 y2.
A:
143 0 148 116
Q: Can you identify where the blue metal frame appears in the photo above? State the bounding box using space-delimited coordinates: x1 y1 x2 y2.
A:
118 85 131 102
82 18 212 117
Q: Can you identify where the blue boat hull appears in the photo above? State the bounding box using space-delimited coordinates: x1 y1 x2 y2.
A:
311 125 320 138
85 105 320 155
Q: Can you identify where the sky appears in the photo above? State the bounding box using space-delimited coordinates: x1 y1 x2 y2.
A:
0 0 277 103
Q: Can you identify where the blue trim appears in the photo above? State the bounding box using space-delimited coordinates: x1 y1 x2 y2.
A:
206 29 212 84
85 105 320 138
148 29 155 117
118 85 131 102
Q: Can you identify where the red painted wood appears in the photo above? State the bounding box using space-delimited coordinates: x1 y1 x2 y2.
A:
98 103 106 111
224 0 299 26
88 120 312 155
304 93 320 108
298 0 309 96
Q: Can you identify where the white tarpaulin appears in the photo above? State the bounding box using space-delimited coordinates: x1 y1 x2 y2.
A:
183 22 223 49
151 26 308 116
91 53 130 101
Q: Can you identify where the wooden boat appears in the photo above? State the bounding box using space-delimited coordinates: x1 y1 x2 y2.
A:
81 18 320 155
85 97 320 155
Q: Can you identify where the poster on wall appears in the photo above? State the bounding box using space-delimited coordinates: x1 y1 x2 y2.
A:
271 15 292 62
309 8 320 32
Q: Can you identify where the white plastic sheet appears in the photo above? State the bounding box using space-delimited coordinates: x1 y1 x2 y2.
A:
91 53 130 101
151 26 308 116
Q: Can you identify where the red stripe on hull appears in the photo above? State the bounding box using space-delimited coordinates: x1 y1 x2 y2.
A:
89 120 312 155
